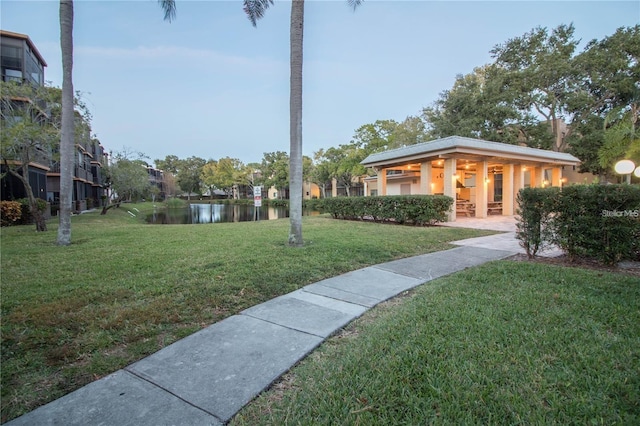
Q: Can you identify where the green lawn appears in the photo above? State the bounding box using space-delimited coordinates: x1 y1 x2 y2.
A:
232 261 640 425
0 204 492 423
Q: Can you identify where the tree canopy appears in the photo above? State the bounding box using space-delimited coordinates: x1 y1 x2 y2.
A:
154 154 206 199
201 157 244 198
261 151 289 198
420 24 640 177
108 149 151 202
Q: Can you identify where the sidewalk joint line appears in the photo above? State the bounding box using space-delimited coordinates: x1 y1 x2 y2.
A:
123 368 224 424
300 291 372 307
301 285 379 307
239 312 345 339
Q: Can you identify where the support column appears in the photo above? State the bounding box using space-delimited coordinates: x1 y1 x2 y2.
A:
502 163 514 216
444 158 457 221
551 167 562 187
420 161 432 195
513 164 525 211
534 166 545 188
331 178 338 197
377 168 387 196
363 180 369 196
476 161 488 218
526 166 534 188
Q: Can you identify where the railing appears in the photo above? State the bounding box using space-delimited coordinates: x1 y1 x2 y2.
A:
74 166 89 181
2 75 23 83
50 164 95 183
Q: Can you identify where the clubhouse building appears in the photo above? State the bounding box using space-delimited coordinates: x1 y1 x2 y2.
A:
361 136 581 221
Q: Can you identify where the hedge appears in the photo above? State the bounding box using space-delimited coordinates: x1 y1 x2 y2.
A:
516 185 640 264
317 195 453 226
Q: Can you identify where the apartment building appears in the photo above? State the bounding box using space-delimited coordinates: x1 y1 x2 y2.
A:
1 29 108 213
0 30 49 202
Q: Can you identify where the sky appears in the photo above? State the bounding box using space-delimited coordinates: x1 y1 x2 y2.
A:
1 1 639 166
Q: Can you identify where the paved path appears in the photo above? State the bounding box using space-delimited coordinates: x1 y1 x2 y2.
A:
7 241 520 426
442 215 563 257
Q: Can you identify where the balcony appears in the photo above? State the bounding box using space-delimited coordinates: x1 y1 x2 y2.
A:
73 166 94 182
49 163 96 183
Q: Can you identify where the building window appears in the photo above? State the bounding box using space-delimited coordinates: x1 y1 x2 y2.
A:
3 68 21 82
25 50 43 86
1 45 22 70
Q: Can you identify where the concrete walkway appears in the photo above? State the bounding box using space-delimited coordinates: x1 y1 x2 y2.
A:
7 238 523 425
442 215 563 257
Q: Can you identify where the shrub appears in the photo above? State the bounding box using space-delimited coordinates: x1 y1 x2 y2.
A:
269 199 289 208
304 198 324 212
0 201 22 226
15 198 48 225
320 195 453 226
515 187 559 257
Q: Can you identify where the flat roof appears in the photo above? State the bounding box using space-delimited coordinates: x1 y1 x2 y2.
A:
0 30 48 67
361 135 580 167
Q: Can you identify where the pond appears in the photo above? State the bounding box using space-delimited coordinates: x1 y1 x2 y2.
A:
146 203 318 224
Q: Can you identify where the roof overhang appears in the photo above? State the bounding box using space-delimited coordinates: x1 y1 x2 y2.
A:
361 136 580 169
0 30 47 67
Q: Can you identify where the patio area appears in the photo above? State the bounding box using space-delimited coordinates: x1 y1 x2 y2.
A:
441 214 518 232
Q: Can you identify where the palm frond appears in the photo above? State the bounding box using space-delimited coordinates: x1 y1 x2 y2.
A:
243 0 274 27
347 0 364 12
158 0 177 23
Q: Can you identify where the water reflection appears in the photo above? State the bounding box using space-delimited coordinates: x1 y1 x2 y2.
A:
147 203 315 224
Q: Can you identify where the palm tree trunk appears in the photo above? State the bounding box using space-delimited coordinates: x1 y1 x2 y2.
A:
57 0 74 246
288 0 304 247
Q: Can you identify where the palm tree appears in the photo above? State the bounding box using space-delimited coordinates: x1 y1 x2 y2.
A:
158 0 176 22
244 0 362 246
57 0 74 245
158 0 362 246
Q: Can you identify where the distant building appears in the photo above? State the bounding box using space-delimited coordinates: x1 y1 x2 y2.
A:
147 165 166 200
1 30 109 212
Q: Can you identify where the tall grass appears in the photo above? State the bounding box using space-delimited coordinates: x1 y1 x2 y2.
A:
164 197 186 208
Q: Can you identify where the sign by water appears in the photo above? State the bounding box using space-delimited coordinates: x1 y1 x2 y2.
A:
253 186 262 207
